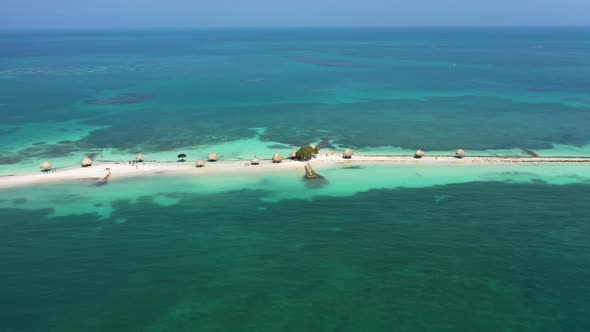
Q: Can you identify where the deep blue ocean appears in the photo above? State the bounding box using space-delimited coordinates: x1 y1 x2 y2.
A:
1 28 590 331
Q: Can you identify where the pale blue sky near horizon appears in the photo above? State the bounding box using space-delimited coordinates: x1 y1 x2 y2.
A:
1 0 589 29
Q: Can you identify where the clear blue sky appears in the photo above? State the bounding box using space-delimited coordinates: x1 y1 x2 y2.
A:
1 0 589 29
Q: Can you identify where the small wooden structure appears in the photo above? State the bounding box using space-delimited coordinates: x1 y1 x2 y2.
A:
40 161 53 171
81 156 93 167
96 171 111 185
343 148 353 159
208 153 218 162
304 163 319 179
414 149 425 158
272 153 284 163
455 149 466 158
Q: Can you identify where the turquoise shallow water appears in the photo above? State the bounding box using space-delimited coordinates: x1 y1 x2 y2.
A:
1 28 590 174
2 28 590 331
1 175 590 331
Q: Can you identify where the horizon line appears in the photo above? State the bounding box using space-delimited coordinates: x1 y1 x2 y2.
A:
1 24 590 32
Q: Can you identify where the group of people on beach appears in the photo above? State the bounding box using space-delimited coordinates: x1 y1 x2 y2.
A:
128 160 143 169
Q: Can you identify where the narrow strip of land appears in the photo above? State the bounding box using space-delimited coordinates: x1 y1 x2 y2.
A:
1 154 589 189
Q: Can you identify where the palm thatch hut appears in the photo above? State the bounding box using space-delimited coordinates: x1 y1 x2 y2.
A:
251 157 261 165
455 149 466 158
40 161 52 171
304 163 319 179
196 160 205 168
343 148 353 159
208 152 218 162
290 150 297 160
81 156 93 167
414 149 425 158
136 153 145 162
272 153 284 163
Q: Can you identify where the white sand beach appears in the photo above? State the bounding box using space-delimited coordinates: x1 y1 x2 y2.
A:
1 152 590 189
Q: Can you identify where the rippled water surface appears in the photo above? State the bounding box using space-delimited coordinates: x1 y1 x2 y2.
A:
2 28 590 331
2 28 590 174
1 179 590 331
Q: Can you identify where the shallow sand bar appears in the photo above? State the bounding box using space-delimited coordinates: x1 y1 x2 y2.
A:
1 153 590 190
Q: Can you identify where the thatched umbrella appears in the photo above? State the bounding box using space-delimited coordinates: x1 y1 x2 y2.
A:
196 160 205 168
272 153 284 163
81 156 93 167
40 161 52 171
251 157 261 165
208 152 218 162
455 149 466 158
136 153 145 162
414 149 425 158
343 148 353 159
290 150 297 159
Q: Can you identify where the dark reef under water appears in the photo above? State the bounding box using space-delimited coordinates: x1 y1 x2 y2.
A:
1 181 589 331
1 28 590 331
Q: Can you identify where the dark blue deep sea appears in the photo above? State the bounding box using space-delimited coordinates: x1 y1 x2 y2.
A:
1 28 590 331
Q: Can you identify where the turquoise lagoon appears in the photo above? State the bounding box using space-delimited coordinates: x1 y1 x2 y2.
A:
2 28 590 173
1 28 590 331
1 167 590 331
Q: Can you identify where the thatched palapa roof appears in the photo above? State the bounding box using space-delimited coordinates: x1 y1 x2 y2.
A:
272 153 283 163
414 149 425 158
196 160 205 167
251 157 261 165
136 153 145 161
304 163 319 179
343 148 353 159
290 151 297 159
81 156 93 167
208 152 218 161
40 161 52 170
455 149 465 158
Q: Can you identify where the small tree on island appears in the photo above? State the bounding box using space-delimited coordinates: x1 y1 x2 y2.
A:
177 153 187 162
295 145 319 161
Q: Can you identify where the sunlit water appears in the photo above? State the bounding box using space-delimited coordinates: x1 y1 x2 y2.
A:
2 28 590 331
